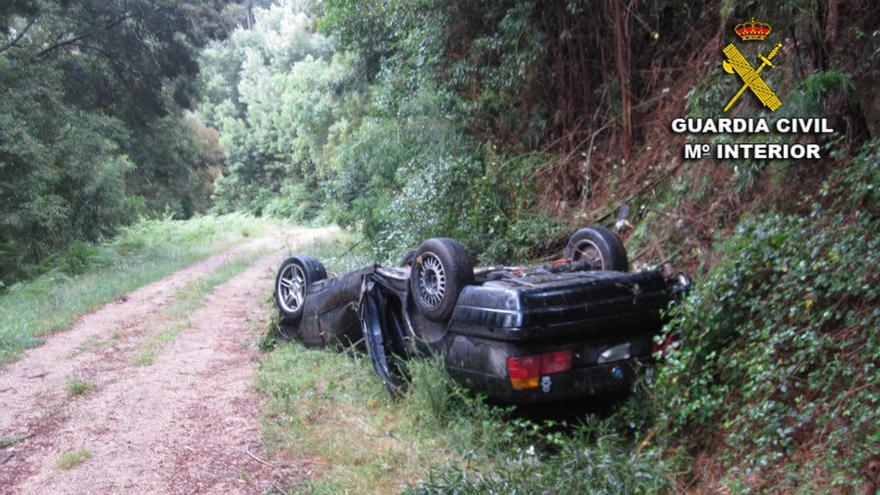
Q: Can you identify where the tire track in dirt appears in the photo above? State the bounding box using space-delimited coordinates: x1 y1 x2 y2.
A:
0 227 336 494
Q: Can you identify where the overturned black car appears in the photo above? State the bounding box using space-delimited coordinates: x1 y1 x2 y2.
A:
273 226 690 404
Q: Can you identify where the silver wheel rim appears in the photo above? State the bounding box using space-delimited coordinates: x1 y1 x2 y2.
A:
277 263 306 313
572 240 605 269
417 253 446 309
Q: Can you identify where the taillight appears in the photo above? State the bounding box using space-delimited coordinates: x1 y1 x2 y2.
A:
541 350 573 374
507 350 573 390
507 355 541 390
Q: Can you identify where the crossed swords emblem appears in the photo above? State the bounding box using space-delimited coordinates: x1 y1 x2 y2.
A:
722 42 783 112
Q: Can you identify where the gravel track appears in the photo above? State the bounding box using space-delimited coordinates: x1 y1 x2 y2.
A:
0 227 336 494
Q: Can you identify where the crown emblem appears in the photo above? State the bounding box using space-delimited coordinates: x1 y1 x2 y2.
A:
735 18 771 41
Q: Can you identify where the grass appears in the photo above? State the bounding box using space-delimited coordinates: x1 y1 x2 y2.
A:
258 236 671 494
68 331 125 359
257 235 450 493
259 345 453 494
0 213 277 364
56 449 92 470
260 342 671 494
132 249 270 366
66 377 93 397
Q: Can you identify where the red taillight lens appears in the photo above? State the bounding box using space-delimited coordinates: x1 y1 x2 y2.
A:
507 350 574 390
541 350 573 374
507 355 540 390
507 355 541 380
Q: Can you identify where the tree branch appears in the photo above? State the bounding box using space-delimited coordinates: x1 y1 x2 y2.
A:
0 17 38 55
33 14 133 60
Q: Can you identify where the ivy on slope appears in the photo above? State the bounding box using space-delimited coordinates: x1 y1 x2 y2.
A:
653 142 880 492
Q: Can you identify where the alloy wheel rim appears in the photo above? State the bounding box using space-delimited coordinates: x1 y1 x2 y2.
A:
418 253 446 308
278 264 306 313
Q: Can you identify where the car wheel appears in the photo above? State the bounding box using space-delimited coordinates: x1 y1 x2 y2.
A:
274 255 327 322
564 226 628 271
409 238 474 322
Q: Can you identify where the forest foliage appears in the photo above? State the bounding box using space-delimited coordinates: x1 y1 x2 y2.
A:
4 0 880 491
0 0 257 284
197 0 879 268
6 0 876 276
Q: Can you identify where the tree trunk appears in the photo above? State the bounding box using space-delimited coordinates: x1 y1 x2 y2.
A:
611 0 632 160
825 0 838 44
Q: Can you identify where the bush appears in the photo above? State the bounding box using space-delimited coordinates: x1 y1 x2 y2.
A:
406 417 671 495
652 196 880 491
826 138 880 213
362 145 568 265
403 357 672 494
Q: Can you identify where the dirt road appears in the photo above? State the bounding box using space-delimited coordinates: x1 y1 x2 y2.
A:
0 227 336 494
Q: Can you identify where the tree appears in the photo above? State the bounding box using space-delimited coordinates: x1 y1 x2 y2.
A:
0 0 238 283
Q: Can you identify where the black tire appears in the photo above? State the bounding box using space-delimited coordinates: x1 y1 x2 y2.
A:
401 250 416 267
564 226 628 271
276 320 299 340
274 255 327 322
409 238 474 322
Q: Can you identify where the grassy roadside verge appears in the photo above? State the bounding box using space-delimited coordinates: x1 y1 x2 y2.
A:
259 346 452 494
257 235 671 494
0 214 276 364
258 234 447 493
260 343 671 495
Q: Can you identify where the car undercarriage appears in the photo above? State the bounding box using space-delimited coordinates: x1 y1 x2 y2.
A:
274 226 691 403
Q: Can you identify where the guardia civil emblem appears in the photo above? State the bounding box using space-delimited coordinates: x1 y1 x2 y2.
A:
722 18 783 112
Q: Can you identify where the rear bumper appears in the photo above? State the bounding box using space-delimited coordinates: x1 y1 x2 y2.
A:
443 333 651 403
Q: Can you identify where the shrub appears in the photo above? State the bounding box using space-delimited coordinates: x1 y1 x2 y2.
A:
652 197 880 491
366 146 568 265
406 418 671 495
